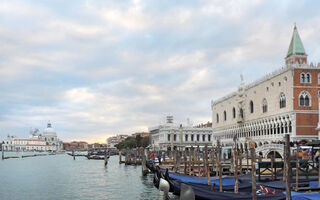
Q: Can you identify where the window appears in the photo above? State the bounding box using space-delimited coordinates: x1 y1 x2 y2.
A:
208 135 211 142
280 93 286 108
232 107 236 118
202 135 205 141
318 73 320 85
223 111 227 121
174 134 176 141
299 91 311 107
216 114 219 123
262 98 268 113
239 108 244 118
168 134 170 141
191 134 194 141
300 73 305 83
185 134 188 142
278 82 281 86
306 73 311 83
196 134 200 141
249 101 254 113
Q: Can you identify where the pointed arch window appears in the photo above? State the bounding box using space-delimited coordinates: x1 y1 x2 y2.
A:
306 73 311 83
232 107 236 119
300 73 305 83
216 114 219 123
299 91 311 107
223 111 227 121
249 101 254 113
262 98 268 113
280 93 286 108
239 108 243 119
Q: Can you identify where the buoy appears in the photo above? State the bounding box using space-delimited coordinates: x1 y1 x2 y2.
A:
180 183 195 200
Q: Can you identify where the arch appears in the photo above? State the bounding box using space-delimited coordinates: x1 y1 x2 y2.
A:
223 110 227 121
279 93 286 108
249 101 254 113
259 142 263 146
301 73 306 83
216 113 219 123
266 151 282 159
306 73 311 83
299 91 311 107
262 98 268 113
239 108 244 119
232 107 236 119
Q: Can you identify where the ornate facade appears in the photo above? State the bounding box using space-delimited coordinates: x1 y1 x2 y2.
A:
211 25 320 157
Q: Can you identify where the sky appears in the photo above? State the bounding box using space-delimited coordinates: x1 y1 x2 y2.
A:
1 0 320 143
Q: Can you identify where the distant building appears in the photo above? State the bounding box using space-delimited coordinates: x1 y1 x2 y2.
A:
149 116 213 151
106 134 129 148
63 141 88 151
132 132 150 138
2 122 63 151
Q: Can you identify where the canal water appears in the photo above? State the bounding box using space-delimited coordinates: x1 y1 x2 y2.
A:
0 153 178 200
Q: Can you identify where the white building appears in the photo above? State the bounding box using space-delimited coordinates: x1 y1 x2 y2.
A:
149 117 213 151
106 134 129 148
2 122 63 152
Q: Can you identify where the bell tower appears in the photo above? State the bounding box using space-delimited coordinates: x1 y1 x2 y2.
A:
285 23 307 66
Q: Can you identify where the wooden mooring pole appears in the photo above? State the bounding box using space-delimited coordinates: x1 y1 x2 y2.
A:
284 134 292 200
2 148 4 160
205 145 210 185
217 140 222 192
233 144 239 194
295 144 299 192
250 141 257 200
119 151 122 164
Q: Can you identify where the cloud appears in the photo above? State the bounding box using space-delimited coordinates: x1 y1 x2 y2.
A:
1 0 320 142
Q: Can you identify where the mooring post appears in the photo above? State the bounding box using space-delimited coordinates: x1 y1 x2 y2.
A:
246 144 249 173
318 149 320 187
197 146 201 178
271 153 275 181
72 150 75 160
233 142 239 194
184 150 187 174
205 145 210 185
2 147 4 160
284 134 292 200
119 151 122 164
250 141 257 200
191 146 195 176
104 151 108 166
295 144 299 191
217 140 222 192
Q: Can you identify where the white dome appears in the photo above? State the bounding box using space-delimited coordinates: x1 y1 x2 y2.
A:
43 122 56 135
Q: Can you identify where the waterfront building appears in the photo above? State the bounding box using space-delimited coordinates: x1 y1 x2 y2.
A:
106 134 129 148
211 25 320 157
132 132 150 138
149 116 213 151
2 122 63 151
63 141 88 151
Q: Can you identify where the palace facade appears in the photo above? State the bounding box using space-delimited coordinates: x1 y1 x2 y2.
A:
211 25 320 157
149 117 213 151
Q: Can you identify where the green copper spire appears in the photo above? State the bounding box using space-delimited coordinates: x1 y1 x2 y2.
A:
286 24 306 57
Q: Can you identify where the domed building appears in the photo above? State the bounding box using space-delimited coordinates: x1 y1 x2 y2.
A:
39 121 63 151
2 121 63 152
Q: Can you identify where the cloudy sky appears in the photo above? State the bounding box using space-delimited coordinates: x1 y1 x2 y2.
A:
1 0 320 143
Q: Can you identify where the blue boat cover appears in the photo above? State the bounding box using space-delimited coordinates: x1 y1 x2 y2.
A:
169 173 236 186
289 191 320 200
309 181 319 188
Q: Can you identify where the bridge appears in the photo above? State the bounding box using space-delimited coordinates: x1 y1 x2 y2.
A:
255 143 284 158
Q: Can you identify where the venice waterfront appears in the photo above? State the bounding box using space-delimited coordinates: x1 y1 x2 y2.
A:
0 153 177 200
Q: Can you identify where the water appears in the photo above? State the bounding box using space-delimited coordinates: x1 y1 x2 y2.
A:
0 152 177 200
